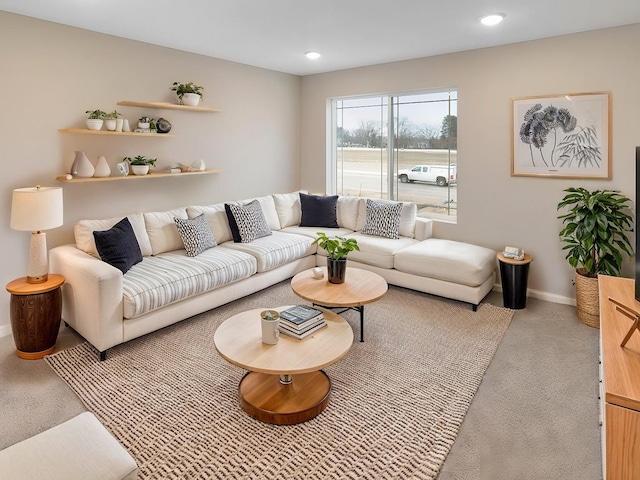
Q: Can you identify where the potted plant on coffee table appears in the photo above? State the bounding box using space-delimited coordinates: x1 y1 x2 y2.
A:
170 81 204 106
557 187 633 328
312 232 359 284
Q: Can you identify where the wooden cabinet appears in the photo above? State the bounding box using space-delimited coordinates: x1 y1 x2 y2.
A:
598 275 640 480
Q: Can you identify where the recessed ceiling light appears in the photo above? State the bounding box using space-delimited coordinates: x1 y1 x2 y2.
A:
305 51 321 60
480 13 505 26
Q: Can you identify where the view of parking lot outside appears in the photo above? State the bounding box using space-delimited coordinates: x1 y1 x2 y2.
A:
334 91 457 221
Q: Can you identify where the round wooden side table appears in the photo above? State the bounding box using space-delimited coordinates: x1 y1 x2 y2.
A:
6 274 65 359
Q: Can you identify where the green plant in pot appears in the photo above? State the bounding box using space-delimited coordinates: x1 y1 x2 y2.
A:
170 81 204 106
312 232 360 284
85 109 107 131
557 187 633 328
124 155 157 176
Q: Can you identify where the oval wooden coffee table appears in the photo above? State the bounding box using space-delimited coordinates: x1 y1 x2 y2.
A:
291 267 388 342
214 307 353 425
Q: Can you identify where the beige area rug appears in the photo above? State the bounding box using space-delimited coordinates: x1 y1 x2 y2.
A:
46 282 514 479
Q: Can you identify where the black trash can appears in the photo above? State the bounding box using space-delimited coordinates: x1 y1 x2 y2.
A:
497 252 533 309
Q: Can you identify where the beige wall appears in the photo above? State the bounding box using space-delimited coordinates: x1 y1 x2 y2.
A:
301 24 640 304
0 12 301 333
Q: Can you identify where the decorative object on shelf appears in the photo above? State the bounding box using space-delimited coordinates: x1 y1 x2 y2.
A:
85 109 106 131
104 110 120 131
125 155 157 176
557 187 633 328
71 150 95 178
156 117 171 134
260 310 280 345
173 159 206 172
94 156 111 178
122 118 131 132
171 81 204 106
116 161 129 176
312 232 360 284
10 185 63 283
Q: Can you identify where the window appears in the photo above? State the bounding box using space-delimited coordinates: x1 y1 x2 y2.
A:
330 89 457 222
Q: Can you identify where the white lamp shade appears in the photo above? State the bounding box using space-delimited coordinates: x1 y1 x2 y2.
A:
10 186 63 232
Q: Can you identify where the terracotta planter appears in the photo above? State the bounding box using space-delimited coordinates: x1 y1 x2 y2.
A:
575 268 600 328
327 258 347 284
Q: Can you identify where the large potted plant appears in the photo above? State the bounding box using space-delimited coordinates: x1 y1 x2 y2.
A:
312 232 360 284
557 187 633 328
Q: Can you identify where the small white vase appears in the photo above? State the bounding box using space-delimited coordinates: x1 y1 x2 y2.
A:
104 119 117 131
115 118 124 132
85 119 103 131
122 119 131 132
71 151 95 178
131 164 150 175
94 156 111 177
181 93 200 106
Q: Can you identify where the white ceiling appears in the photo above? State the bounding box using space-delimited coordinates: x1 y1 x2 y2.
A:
2 0 640 76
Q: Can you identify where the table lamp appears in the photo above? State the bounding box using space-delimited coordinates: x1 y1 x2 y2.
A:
10 185 63 284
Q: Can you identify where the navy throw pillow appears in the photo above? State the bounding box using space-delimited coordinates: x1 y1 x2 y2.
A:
299 193 339 228
93 217 143 274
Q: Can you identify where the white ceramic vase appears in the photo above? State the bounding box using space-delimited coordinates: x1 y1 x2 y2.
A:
122 119 131 132
85 119 103 131
115 118 124 132
181 93 200 106
94 156 111 177
71 151 95 178
104 119 117 131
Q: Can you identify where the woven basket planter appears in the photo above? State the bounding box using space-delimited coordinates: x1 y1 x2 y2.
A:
575 268 600 328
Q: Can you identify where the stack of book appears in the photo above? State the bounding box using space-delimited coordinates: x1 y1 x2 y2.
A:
279 305 327 339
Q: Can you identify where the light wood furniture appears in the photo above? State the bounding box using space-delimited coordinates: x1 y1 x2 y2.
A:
116 100 221 112
291 267 388 342
6 274 64 359
598 274 640 479
57 128 174 137
214 307 353 425
56 169 222 183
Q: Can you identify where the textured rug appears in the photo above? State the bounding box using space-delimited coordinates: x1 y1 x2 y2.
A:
46 281 514 479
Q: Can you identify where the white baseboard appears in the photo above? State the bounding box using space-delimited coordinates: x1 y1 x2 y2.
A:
0 324 12 339
492 284 575 306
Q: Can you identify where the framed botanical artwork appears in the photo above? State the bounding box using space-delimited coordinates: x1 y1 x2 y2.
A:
511 92 611 178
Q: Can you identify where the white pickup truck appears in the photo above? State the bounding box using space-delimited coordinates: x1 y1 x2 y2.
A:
398 164 457 186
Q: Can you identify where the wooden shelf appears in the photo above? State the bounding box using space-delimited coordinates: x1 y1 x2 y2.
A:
56 169 222 183
58 128 174 137
117 101 221 113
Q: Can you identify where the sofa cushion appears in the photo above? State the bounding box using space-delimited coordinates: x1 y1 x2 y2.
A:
75 213 152 258
174 214 217 257
356 199 417 238
225 200 272 243
272 191 306 229
394 239 496 287
220 231 314 273
186 204 233 244
337 196 361 231
122 247 257 318
322 232 419 269
299 193 339 228
93 217 143 274
235 195 281 231
361 199 403 239
144 208 188 255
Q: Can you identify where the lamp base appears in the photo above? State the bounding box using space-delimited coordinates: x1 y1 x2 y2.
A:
27 232 49 284
27 273 48 284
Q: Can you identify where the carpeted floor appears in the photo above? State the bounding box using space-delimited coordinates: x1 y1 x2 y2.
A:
45 283 513 479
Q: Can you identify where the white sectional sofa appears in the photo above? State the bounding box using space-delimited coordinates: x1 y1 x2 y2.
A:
50 192 496 360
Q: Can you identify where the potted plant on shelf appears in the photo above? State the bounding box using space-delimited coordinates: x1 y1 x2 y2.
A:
171 81 204 106
557 187 634 328
125 155 157 176
104 110 121 131
312 232 360 284
85 109 107 131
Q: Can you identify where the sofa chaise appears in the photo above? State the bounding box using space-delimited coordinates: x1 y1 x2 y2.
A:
50 191 497 360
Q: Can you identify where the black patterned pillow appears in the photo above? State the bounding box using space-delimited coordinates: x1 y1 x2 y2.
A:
226 199 272 243
174 214 217 256
361 199 403 239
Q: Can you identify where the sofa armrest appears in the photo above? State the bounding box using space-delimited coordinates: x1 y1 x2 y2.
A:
414 217 434 241
49 245 124 353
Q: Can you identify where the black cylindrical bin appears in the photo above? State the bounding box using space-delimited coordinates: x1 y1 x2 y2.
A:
497 252 533 309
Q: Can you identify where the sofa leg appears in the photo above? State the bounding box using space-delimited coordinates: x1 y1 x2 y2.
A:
472 304 478 312
99 351 106 361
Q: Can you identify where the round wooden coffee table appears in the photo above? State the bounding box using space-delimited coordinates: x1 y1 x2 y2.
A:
214 307 353 425
291 267 388 342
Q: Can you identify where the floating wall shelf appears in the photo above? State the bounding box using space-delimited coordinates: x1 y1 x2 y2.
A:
117 101 221 113
58 128 174 137
56 169 222 183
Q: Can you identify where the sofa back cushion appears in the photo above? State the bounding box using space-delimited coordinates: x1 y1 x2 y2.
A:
144 208 188 255
272 191 307 229
299 193 339 228
337 196 362 231
93 217 143 273
186 203 234 244
234 195 281 231
356 199 417 238
74 212 152 258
